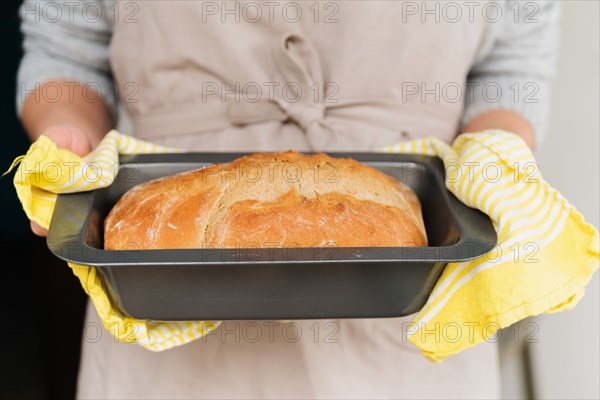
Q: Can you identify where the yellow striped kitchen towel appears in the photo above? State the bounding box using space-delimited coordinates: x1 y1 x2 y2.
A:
8 130 221 351
7 129 599 360
379 130 599 361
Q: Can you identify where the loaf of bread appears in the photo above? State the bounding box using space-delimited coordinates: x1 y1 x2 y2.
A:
104 151 427 249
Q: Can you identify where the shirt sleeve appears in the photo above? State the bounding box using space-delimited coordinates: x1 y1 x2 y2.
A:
16 0 115 117
462 1 561 143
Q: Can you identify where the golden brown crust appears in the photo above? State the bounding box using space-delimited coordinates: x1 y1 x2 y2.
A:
104 151 427 250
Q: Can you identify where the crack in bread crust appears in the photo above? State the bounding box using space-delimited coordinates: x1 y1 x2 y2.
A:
201 170 233 247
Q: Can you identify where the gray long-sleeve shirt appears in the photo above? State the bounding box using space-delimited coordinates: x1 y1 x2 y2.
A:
17 0 560 141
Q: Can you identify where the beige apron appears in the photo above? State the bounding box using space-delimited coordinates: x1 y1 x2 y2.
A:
78 2 500 398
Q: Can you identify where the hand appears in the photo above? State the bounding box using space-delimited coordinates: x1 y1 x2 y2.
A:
30 125 93 237
462 110 536 150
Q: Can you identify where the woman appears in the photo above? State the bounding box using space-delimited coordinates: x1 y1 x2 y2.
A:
18 1 559 398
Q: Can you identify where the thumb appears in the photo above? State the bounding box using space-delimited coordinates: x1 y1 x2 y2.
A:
42 125 92 157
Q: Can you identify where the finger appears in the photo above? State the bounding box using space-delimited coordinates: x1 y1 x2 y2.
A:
42 125 92 156
31 221 49 237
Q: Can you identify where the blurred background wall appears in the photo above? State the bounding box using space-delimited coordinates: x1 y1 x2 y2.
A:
531 1 600 399
0 1 598 399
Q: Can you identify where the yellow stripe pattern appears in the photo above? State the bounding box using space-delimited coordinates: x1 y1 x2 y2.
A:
10 130 221 351
9 129 599 360
379 131 599 361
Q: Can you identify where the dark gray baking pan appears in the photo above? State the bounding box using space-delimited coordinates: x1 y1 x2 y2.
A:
47 153 497 321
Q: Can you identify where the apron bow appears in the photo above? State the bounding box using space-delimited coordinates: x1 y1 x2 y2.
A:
228 33 331 143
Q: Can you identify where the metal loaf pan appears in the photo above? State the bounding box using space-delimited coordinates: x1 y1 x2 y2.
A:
47 153 497 321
